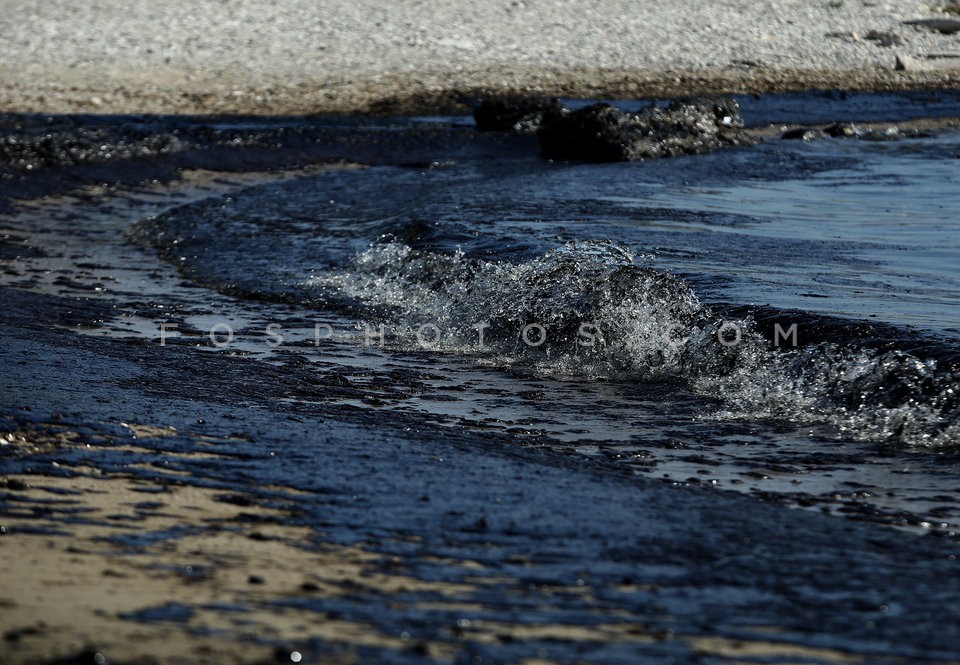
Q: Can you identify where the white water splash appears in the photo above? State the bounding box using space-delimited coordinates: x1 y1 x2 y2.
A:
306 240 960 447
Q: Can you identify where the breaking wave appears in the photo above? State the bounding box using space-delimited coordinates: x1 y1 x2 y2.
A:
307 240 960 447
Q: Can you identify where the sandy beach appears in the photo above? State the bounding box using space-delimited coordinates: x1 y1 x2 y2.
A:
3 3 960 665
1 0 960 114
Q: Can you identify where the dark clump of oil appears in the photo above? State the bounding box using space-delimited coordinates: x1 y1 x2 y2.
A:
0 125 181 172
473 95 568 132
537 98 754 162
0 112 527 212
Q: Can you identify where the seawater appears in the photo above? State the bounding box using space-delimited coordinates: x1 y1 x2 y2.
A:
118 98 960 527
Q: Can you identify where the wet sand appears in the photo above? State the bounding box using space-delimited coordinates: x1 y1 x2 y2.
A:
5 425 929 665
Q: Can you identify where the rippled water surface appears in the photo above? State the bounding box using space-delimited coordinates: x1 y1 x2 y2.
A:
632 135 960 330
5 95 960 532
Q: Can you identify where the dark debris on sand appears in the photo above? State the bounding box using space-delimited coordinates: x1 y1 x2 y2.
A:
474 95 756 162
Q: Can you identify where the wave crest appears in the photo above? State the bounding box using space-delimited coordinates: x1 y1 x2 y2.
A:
307 240 960 447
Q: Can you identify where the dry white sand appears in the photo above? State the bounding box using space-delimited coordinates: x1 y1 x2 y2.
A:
1 1 959 113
